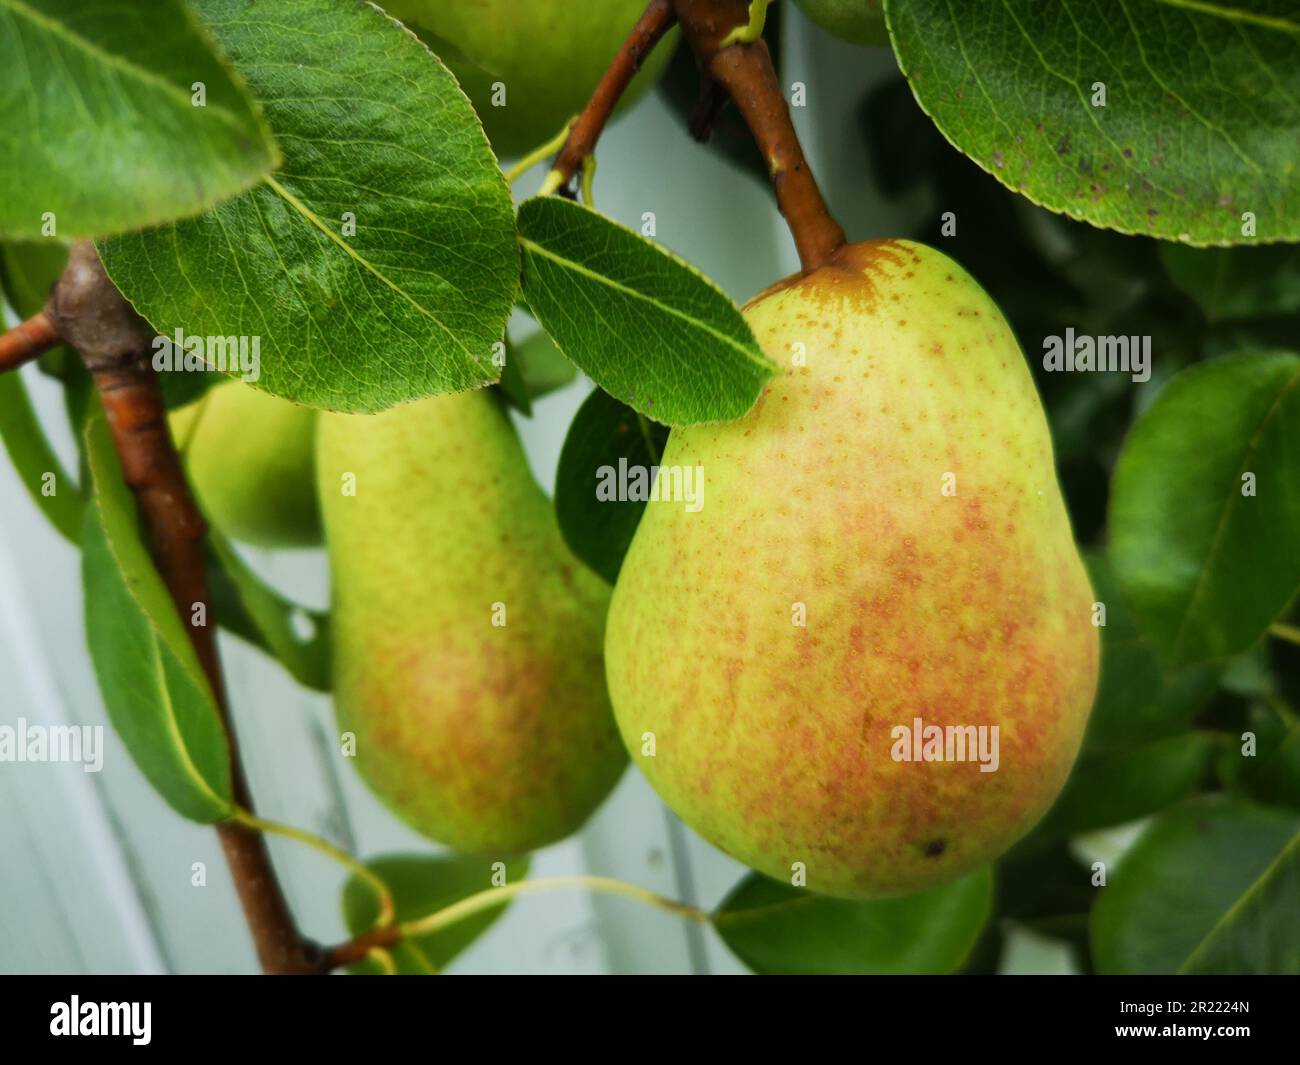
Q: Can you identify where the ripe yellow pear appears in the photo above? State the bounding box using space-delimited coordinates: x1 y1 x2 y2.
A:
318 390 625 853
605 240 1099 899
383 0 677 157
170 381 320 548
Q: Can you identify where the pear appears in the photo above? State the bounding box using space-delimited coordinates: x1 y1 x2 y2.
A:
794 0 888 46
383 0 677 157
318 390 625 853
170 381 321 548
605 240 1099 899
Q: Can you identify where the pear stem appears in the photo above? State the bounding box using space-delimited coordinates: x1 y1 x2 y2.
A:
673 0 846 272
505 118 577 185
49 242 324 974
320 875 709 970
0 309 60 373
231 808 396 928
1269 622 1300 647
399 875 711 939
539 0 678 197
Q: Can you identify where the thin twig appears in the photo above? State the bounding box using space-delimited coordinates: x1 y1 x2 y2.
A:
674 0 846 271
49 242 324 975
538 0 678 196
232 807 395 927
400 875 710 939
0 310 60 373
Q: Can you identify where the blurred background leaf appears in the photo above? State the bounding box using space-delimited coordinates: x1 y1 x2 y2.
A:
1109 352 1300 666
1091 795 1300 974
555 387 669 584
714 868 992 974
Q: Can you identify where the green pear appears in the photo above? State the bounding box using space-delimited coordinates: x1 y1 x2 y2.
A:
383 0 677 157
605 240 1099 899
794 0 888 46
318 390 626 853
170 381 321 548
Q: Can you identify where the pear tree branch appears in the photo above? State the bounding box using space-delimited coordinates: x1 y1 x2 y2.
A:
540 0 846 272
47 242 324 975
0 310 60 373
537 0 678 196
673 0 845 271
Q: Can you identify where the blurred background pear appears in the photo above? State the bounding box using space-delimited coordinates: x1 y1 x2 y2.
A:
794 0 887 46
318 390 626 853
170 381 321 549
383 0 678 157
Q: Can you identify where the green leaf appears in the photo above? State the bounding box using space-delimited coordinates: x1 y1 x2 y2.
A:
514 328 577 399
1239 713 1300 809
1035 733 1215 840
1109 352 1300 666
0 371 84 543
714 868 992 974
495 335 531 417
885 0 1300 244
0 0 277 240
517 196 773 425
495 328 580 415
98 0 518 413
1082 553 1219 751
81 413 233 822
341 854 529 974
207 532 329 692
555 388 670 584
1162 243 1300 322
1091 795 1300 974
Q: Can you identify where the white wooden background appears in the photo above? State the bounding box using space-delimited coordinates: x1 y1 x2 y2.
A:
0 15 1072 974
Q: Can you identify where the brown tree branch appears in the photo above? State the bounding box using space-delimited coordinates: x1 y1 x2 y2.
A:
0 310 60 373
673 0 845 271
49 242 324 975
541 0 678 195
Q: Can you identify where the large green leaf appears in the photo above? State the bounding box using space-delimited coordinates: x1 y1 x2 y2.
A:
555 387 670 584
81 414 233 822
518 196 773 425
1092 795 1300 974
0 0 277 239
1082 554 1219 751
885 0 1300 244
1109 352 1300 666
99 0 518 413
341 854 529 975
1034 733 1215 840
714 868 992 974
